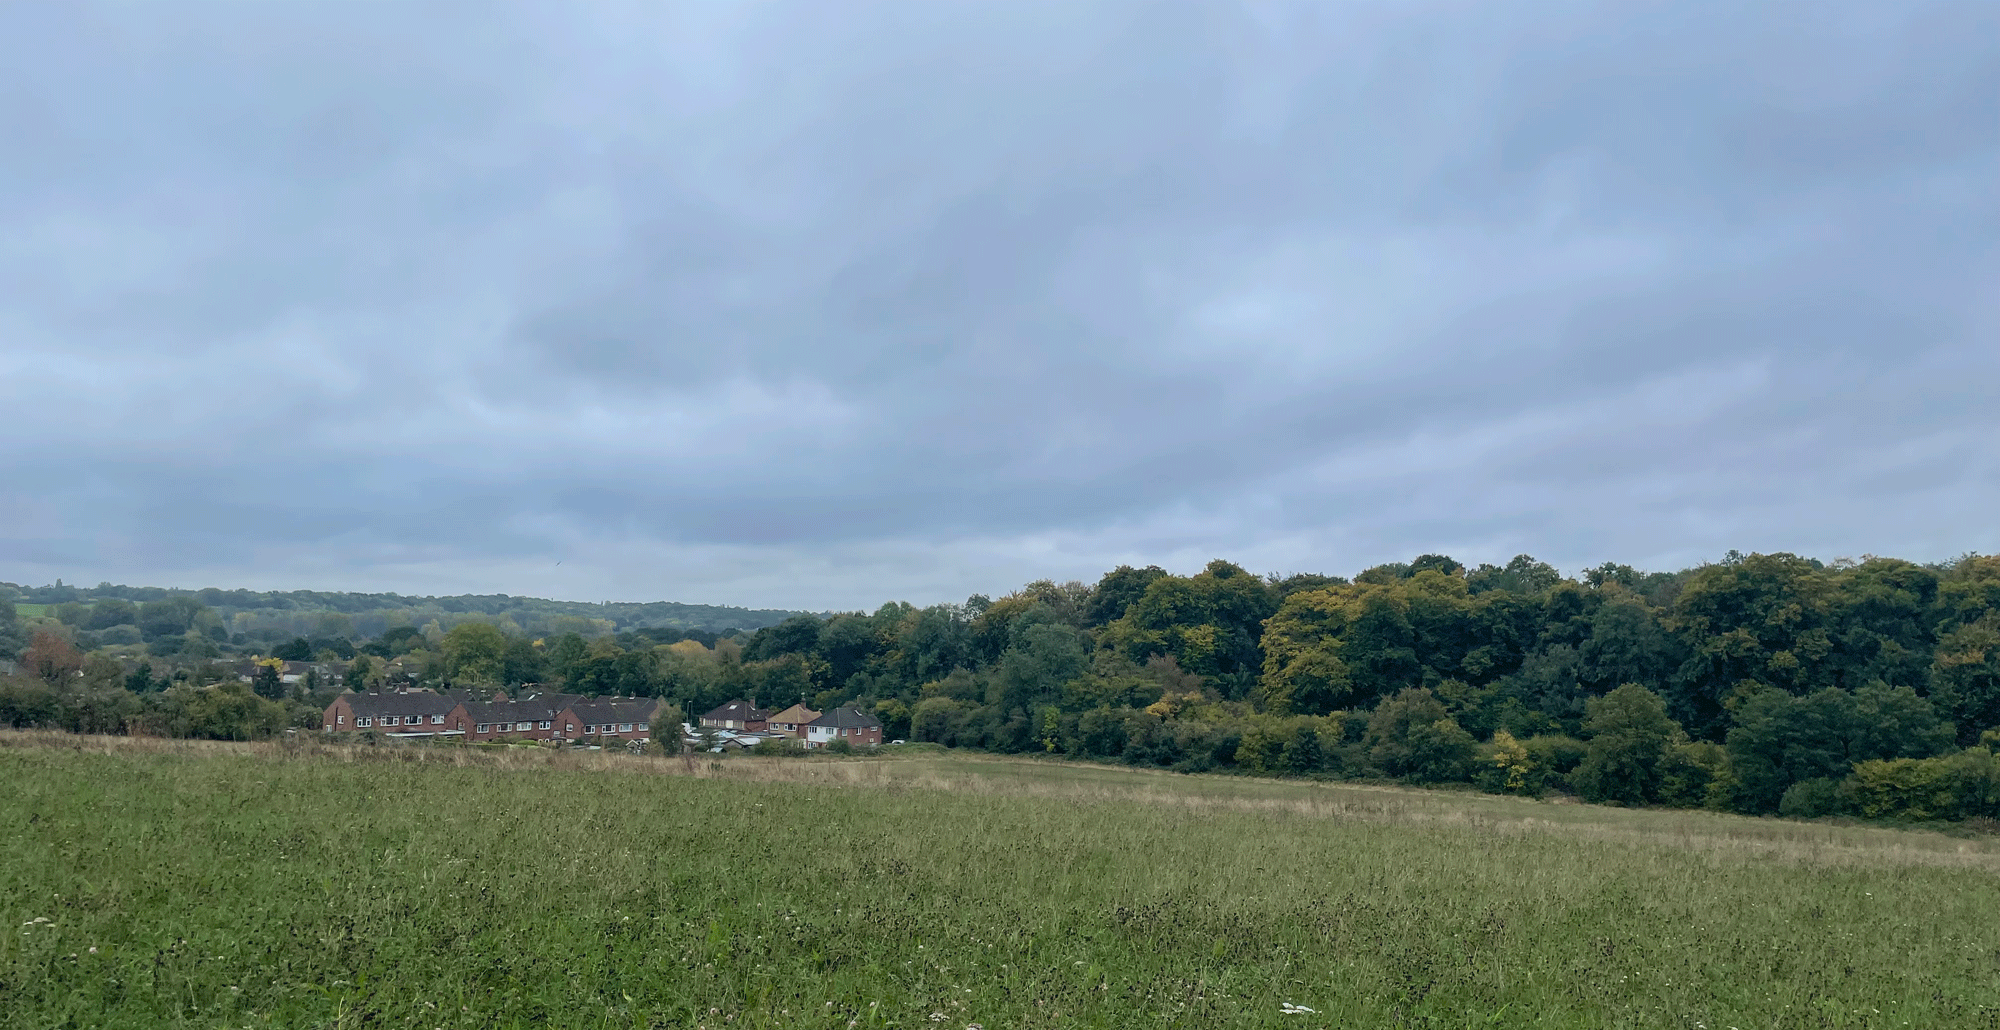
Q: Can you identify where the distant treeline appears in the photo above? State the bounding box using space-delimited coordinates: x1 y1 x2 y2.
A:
4 579 801 643
5 551 2000 823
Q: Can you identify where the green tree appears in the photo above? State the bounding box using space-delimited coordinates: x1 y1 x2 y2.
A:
1573 684 1681 805
251 663 285 701
377 625 425 656
1669 553 1833 738
0 596 24 660
1087 565 1168 626
137 596 209 642
1366 687 1475 782
84 598 139 630
1467 555 1562 596
501 638 545 687
441 622 508 684
1931 616 2000 745
1283 724 1324 775
1725 684 1953 814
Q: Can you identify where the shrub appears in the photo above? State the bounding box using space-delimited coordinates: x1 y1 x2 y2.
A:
1573 685 1680 805
1847 749 2000 821
1778 777 1851 819
1366 688 1475 782
1658 741 1733 809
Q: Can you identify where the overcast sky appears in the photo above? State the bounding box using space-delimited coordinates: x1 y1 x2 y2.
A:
2 1 1995 611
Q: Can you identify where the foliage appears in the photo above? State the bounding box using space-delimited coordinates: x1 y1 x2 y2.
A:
440 622 508 684
18 630 84 685
11 548 2000 820
1572 684 1680 805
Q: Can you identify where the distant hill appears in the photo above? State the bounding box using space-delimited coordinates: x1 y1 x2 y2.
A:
3 579 802 641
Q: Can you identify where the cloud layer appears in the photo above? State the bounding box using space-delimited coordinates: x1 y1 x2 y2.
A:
3 1 1996 610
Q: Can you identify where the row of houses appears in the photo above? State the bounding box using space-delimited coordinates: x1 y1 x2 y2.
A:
698 701 884 748
321 690 884 749
323 690 660 744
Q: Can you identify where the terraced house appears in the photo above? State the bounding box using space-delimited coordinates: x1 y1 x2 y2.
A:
322 690 462 736
451 693 584 743
555 697 659 743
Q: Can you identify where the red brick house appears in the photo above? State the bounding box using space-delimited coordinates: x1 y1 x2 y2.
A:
555 697 660 743
701 700 770 732
323 690 462 735
764 704 821 738
448 693 584 743
804 707 882 748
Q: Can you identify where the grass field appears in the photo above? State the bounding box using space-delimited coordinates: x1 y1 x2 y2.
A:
3 734 1998 1029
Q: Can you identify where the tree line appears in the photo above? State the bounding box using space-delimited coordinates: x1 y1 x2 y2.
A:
5 551 2000 822
4 578 798 645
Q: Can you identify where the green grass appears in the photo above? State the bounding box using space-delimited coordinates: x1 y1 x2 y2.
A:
4 735 1999 1029
12 603 51 618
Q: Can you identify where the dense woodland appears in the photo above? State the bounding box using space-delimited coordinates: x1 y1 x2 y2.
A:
6 551 2000 823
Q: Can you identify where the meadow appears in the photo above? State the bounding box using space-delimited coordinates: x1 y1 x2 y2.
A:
3 734 1997 1029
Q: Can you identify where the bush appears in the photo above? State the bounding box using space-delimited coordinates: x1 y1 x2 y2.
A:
1847 749 2000 821
1658 741 1733 809
1573 685 1680 805
826 738 855 755
1366 688 1475 782
1778 777 1851 819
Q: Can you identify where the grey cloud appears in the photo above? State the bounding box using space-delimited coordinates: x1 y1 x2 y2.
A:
1 0 1996 609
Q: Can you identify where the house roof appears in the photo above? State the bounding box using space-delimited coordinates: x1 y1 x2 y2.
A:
765 704 821 725
808 707 881 730
339 691 460 718
703 700 770 722
568 697 659 724
463 693 583 722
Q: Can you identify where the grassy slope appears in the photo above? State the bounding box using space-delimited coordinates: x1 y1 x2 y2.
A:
2 736 1997 1030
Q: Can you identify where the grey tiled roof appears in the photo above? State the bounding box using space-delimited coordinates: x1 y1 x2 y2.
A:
338 691 460 719
808 707 881 729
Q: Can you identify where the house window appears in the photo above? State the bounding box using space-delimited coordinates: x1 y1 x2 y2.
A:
538 720 551 730
586 725 597 734
357 717 373 728
565 723 575 733
619 723 633 733
432 715 445 724
382 716 398 727
477 724 490 733
636 723 648 731
337 715 346 726
517 722 534 732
